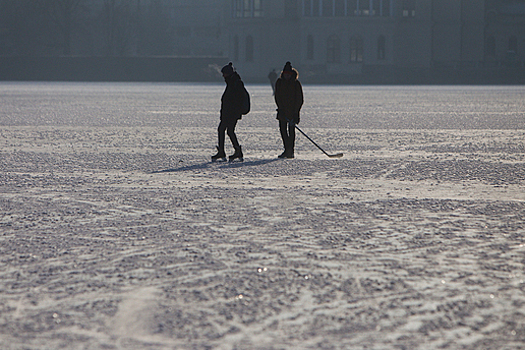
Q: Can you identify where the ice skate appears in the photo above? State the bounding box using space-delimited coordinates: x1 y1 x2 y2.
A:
211 146 226 162
278 149 294 159
229 146 244 162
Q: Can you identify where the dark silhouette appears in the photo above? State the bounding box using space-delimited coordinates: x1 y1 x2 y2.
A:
268 69 278 95
274 61 304 159
212 62 245 162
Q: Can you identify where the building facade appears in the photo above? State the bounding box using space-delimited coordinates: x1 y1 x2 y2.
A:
223 0 524 83
485 0 525 68
1 0 523 83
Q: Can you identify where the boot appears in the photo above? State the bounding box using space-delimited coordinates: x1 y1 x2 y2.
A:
229 146 243 162
211 146 226 162
278 148 294 159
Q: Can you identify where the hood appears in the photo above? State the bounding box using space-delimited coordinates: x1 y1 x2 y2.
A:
280 68 299 81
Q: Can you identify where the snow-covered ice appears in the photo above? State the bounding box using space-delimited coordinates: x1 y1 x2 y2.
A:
1 82 525 349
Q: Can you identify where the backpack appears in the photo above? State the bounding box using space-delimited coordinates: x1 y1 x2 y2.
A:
241 84 250 115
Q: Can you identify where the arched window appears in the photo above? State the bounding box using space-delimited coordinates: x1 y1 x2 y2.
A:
233 36 239 61
307 34 314 60
246 35 254 62
350 36 363 62
377 35 386 60
327 35 341 63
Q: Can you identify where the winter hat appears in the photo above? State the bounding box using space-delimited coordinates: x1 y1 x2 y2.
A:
221 62 235 75
283 61 293 74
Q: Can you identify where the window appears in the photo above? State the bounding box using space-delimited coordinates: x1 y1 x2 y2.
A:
302 0 393 17
234 0 243 17
402 0 415 17
347 0 358 16
322 0 333 16
307 35 314 60
361 0 371 15
233 36 239 61
359 0 370 15
335 0 345 16
233 0 264 18
377 35 386 60
244 0 251 17
350 36 363 62
373 0 381 16
246 36 254 62
254 0 263 17
327 35 341 63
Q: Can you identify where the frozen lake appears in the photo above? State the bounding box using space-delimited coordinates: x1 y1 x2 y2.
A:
2 82 524 129
1 82 525 349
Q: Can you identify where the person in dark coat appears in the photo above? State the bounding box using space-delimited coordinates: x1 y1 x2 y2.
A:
212 62 244 162
274 61 304 158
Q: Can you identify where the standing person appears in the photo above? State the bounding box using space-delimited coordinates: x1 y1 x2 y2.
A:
274 61 304 159
268 69 278 95
212 62 244 162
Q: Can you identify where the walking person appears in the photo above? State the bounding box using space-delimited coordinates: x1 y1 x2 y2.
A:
212 62 244 162
268 69 278 95
274 61 304 159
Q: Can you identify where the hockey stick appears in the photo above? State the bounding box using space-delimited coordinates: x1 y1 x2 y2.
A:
294 123 344 158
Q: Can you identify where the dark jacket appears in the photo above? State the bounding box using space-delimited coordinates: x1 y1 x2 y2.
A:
274 68 304 123
221 72 244 122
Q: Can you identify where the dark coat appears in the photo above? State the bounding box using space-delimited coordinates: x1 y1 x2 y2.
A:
274 68 304 123
221 72 244 122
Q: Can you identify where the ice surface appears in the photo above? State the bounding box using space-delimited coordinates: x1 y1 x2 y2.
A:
1 82 525 349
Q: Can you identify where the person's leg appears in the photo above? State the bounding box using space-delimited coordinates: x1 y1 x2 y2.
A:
218 120 227 151
279 119 289 157
212 120 227 161
226 119 240 150
287 120 296 158
226 119 243 161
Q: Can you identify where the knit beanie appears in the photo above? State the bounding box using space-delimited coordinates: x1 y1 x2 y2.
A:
221 62 235 75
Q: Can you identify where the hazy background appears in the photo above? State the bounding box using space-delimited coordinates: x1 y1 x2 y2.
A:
0 0 524 84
